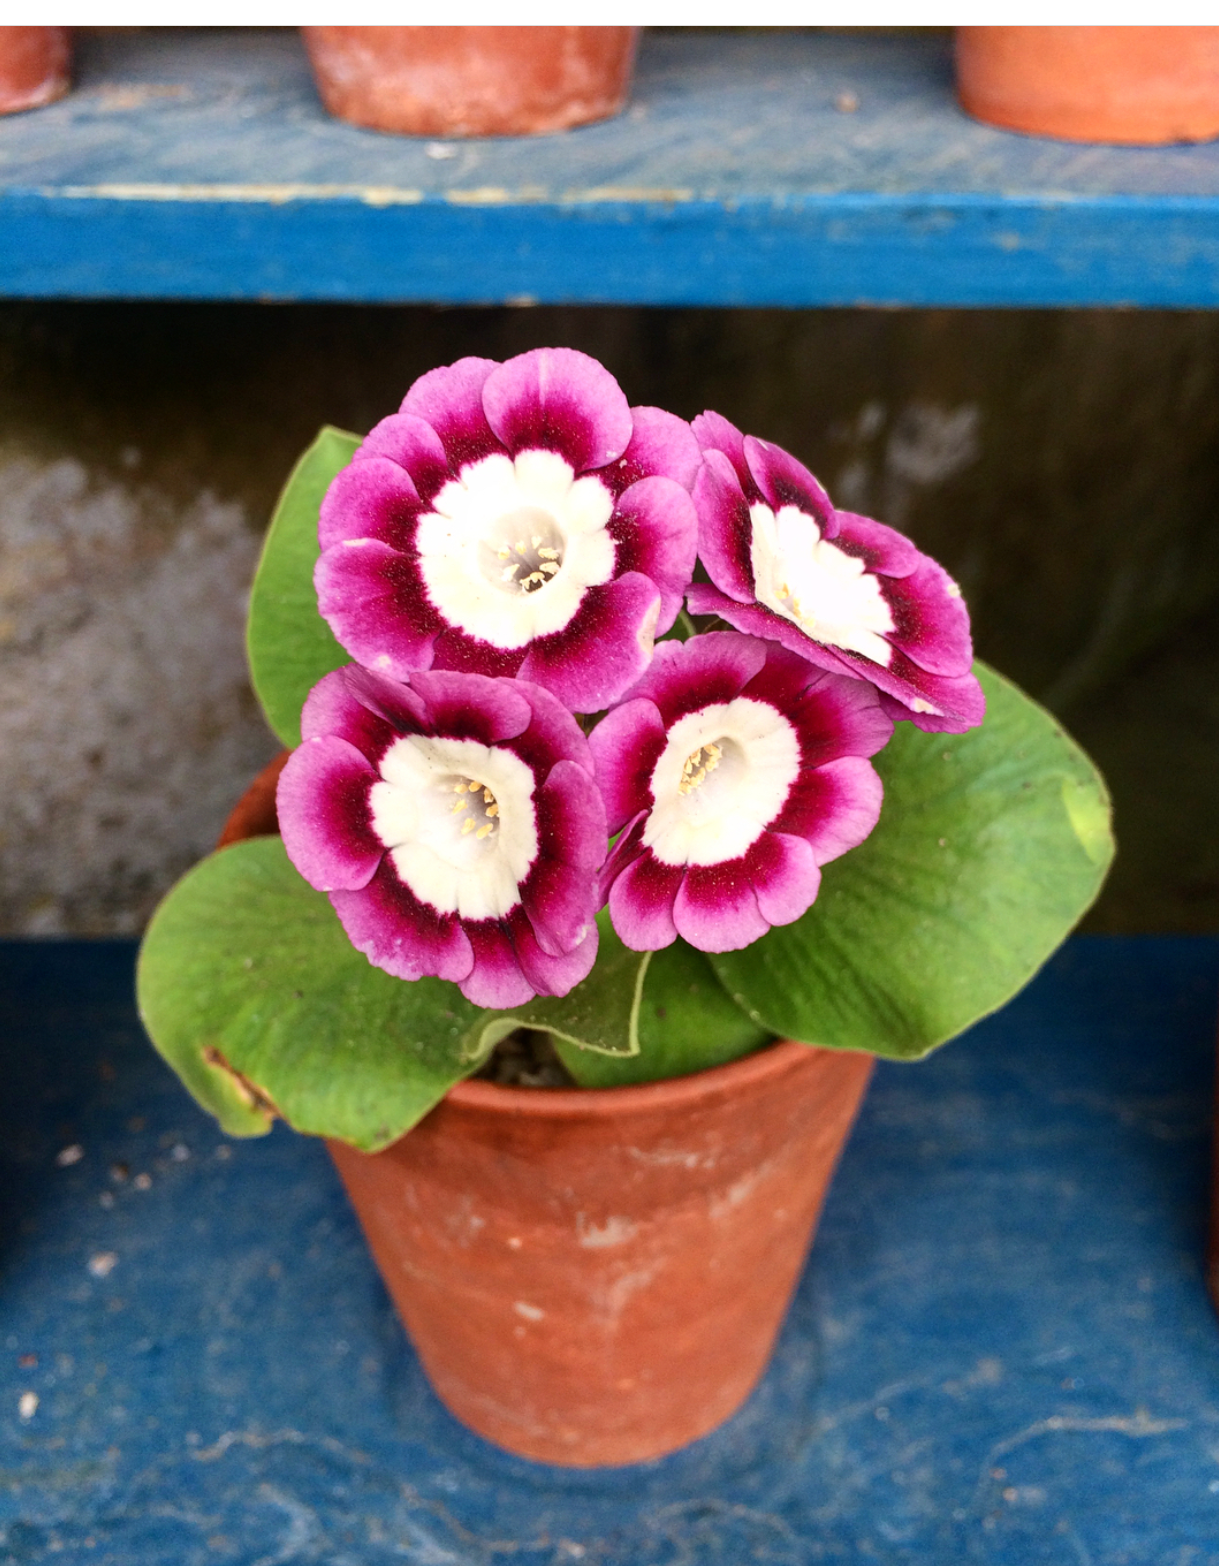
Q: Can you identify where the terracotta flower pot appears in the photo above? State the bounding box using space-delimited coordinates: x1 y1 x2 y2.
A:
301 26 638 138
0 26 70 116
956 27 1219 146
219 754 874 1466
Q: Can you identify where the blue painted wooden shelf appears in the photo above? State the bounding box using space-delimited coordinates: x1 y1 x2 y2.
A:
5 28 1219 307
3 935 1219 1562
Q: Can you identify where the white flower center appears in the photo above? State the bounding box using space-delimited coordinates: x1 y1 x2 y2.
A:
368 733 538 920
750 502 895 666
415 449 617 650
643 698 800 867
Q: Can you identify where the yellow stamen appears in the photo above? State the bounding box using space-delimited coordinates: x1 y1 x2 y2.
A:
679 744 723 796
476 823 494 839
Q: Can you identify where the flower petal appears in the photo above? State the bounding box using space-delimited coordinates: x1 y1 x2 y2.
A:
684 585 865 680
400 356 502 469
832 509 922 579
428 629 525 682
609 475 699 634
517 572 661 713
330 860 474 986
483 348 633 474
336 665 432 736
672 862 769 953
881 556 975 677
878 668 987 734
505 680 595 779
517 762 605 956
315 539 441 678
743 435 835 531
619 629 767 727
299 668 400 760
771 755 884 864
692 410 754 496
607 845 683 951
355 412 451 505
462 920 536 1008
742 651 894 765
692 449 755 603
408 670 533 746
588 697 668 833
603 405 703 496
277 736 382 892
534 759 607 871
508 906 600 998
318 457 424 551
744 831 822 928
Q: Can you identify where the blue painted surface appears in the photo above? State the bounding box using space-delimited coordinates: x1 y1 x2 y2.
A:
5 29 1219 306
3 936 1219 1562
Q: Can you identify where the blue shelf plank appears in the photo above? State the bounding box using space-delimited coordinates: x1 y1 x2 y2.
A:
5 29 1219 306
3 936 1219 1562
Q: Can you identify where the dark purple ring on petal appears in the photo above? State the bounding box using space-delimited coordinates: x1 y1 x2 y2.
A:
279 665 606 1007
590 632 892 954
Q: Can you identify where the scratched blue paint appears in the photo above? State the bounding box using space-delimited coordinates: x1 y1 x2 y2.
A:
3 935 1219 1563
5 191 1219 307
4 28 1219 307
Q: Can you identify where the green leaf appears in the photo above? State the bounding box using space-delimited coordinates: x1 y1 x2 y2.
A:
247 427 360 747
709 662 1114 1061
507 908 650 1060
556 938 772 1088
136 844 659 1147
137 836 496 1152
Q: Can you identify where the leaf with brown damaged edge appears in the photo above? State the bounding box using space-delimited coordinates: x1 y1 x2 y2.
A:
136 840 654 1148
201 1046 279 1129
136 836 495 1151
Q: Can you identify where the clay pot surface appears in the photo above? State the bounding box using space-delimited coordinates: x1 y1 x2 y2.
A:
329 1043 872 1466
0 26 70 115
956 27 1219 145
216 749 289 848
218 753 873 1466
302 26 637 138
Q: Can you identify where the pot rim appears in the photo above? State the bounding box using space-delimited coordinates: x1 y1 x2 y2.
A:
447 1037 870 1119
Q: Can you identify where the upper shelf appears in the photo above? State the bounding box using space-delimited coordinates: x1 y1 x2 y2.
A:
5 27 1219 308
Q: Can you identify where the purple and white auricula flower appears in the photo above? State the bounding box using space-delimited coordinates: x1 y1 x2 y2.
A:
590 632 893 954
276 665 606 1009
315 348 700 714
686 411 985 734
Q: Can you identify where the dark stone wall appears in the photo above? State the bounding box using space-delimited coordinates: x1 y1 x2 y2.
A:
3 301 1218 932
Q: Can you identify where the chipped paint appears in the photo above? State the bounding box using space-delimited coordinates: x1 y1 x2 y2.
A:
560 187 696 205
444 186 547 206
45 183 425 206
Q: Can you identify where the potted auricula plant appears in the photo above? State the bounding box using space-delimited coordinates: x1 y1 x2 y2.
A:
137 348 1113 1468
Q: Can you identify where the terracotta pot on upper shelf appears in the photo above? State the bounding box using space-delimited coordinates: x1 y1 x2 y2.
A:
956 27 1219 145
0 26 70 115
302 26 638 138
219 753 875 1467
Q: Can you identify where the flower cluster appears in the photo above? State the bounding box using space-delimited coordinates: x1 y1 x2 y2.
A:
279 349 985 1007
